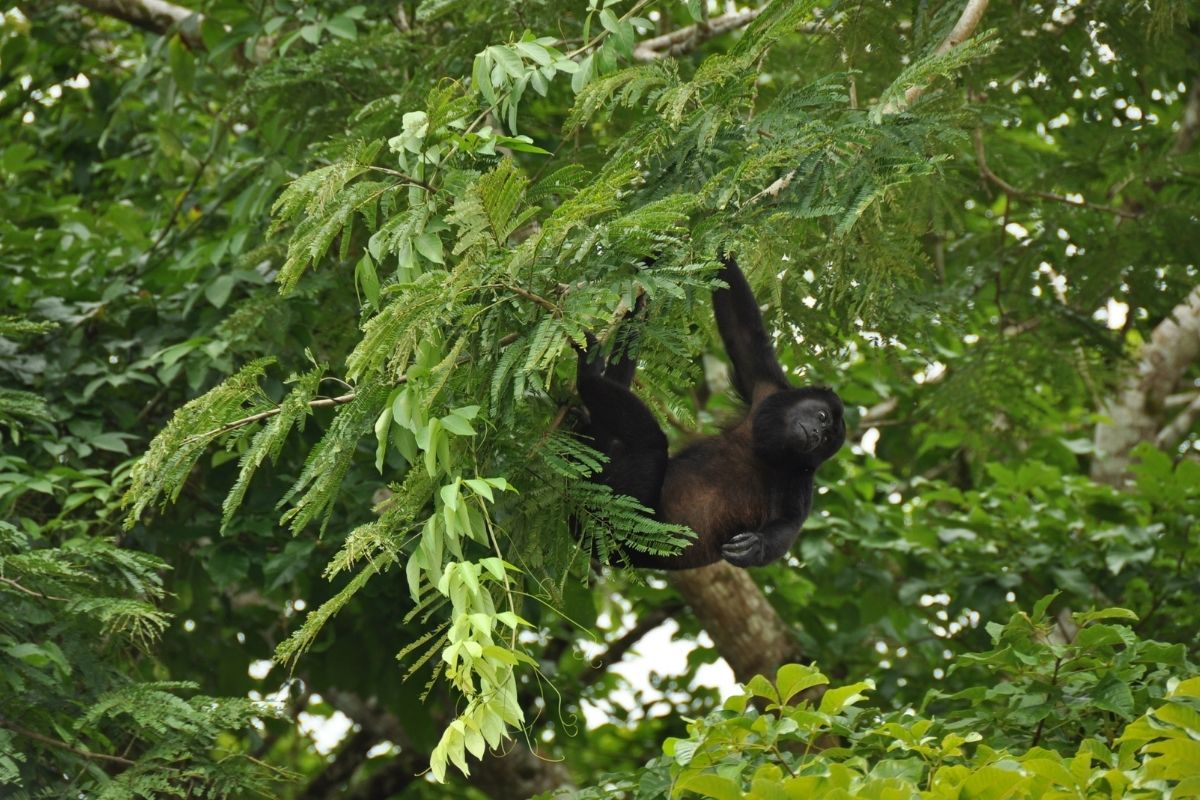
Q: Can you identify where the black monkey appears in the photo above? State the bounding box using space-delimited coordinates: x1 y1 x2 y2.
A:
575 254 845 569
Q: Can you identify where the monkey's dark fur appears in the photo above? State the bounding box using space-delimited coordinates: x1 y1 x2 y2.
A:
576 254 845 569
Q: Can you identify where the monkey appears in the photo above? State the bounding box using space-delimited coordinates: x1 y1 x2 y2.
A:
575 254 845 569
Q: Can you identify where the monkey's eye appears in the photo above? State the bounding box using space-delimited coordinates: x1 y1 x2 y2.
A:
817 410 829 422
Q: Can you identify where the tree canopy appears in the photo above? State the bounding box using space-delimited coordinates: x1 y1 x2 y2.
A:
1 1 1199 798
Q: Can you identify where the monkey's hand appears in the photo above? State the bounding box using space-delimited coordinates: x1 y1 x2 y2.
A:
721 520 799 567
721 531 766 567
574 331 605 379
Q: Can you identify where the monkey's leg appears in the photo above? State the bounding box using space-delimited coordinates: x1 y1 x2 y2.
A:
721 518 800 567
602 292 648 388
576 372 668 458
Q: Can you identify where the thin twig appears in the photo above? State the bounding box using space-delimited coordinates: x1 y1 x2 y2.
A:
182 392 358 445
146 122 228 258
0 719 136 767
578 603 684 687
365 166 438 193
185 333 522 442
503 283 560 316
740 169 796 210
973 130 1141 219
0 576 69 602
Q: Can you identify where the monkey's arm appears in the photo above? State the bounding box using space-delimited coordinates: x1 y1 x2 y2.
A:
712 254 790 402
720 518 800 567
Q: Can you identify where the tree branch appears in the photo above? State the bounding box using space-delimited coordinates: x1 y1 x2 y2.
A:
877 0 990 115
1156 390 1200 451
633 6 827 62
0 718 135 768
1173 76 1200 156
300 689 417 800
669 562 805 683
633 8 759 61
1093 284 1200 485
578 602 684 687
75 0 205 50
0 576 70 602
900 0 990 109
973 129 1141 219
745 1 988 206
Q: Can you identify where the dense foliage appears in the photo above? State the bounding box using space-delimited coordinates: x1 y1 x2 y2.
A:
1 0 1198 797
578 610 1200 800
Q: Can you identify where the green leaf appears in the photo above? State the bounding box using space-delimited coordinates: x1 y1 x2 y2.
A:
90 432 131 454
819 680 873 714
571 54 594 93
355 253 380 306
168 35 194 93
1092 673 1135 718
205 274 236 308
264 540 317 591
326 15 357 40
451 405 479 420
473 51 497 105
515 41 552 66
490 45 525 80
1074 607 1138 626
415 231 445 264
676 774 741 800
465 478 494 502
440 413 476 437
1031 592 1060 623
776 664 828 705
598 9 620 35
374 406 392 473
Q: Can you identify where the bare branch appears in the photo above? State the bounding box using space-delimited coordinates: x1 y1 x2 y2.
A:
901 0 990 108
878 0 990 115
0 576 70 602
1156 393 1200 452
633 8 759 61
1093 284 1200 485
740 169 795 210
633 6 827 61
76 0 205 50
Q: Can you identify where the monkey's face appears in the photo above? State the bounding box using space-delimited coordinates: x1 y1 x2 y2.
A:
752 388 845 469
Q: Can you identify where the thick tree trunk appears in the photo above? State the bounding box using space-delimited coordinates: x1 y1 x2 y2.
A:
1092 285 1200 485
669 561 804 683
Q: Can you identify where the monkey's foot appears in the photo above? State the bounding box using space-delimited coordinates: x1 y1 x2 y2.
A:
574 332 605 377
721 531 765 567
